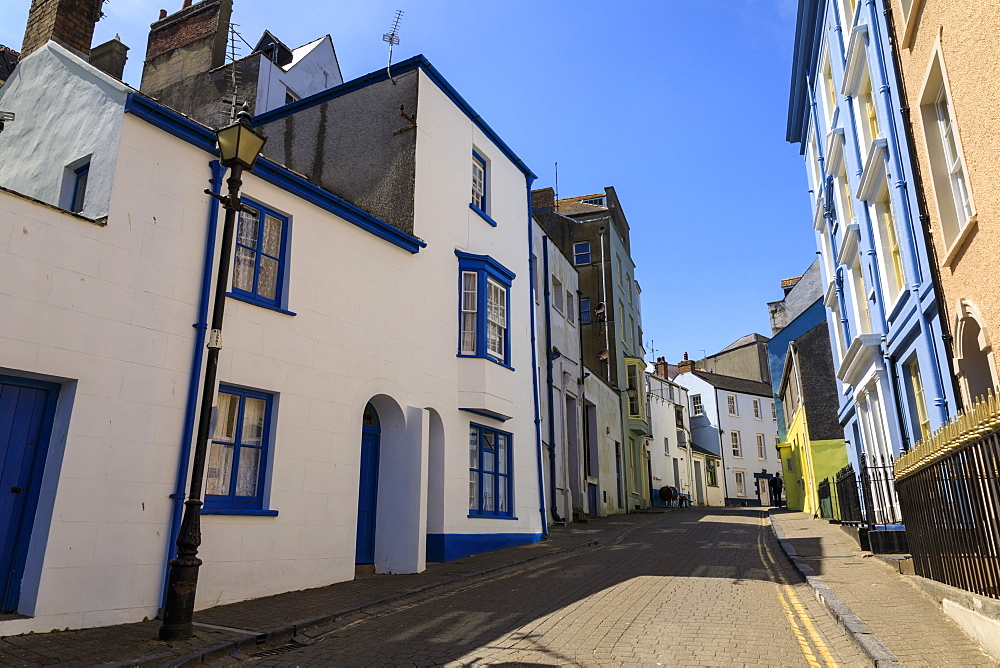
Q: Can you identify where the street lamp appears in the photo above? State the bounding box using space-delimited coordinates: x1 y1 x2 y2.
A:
159 105 266 642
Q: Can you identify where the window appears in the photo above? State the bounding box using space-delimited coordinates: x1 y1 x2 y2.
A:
456 251 515 366
284 86 299 105
706 460 718 487
727 394 738 416
907 357 931 441
580 298 591 323
731 431 742 457
566 292 575 325
626 362 642 418
757 433 766 460
471 151 487 212
675 406 684 428
70 162 89 213
206 386 273 512
580 196 605 207
872 185 904 301
691 394 703 416
677 429 687 449
786 457 795 473
552 276 563 312
753 398 762 419
856 72 880 149
735 471 746 497
233 200 288 308
616 255 623 286
573 242 592 265
664 437 669 454
935 85 973 227
532 255 539 303
771 402 777 421
619 301 626 343
468 424 513 517
628 315 635 350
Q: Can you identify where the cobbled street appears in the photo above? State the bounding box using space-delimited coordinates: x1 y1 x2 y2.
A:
222 508 864 667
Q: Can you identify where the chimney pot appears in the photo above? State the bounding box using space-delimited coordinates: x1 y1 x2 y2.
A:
159 9 167 19
182 0 192 8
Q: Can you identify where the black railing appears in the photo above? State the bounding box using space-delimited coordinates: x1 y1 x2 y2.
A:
896 430 1000 599
859 453 902 528
835 464 863 525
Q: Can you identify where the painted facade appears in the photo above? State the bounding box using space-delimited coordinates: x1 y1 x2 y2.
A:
674 369 781 506
645 370 702 506
0 32 545 634
888 0 1000 409
787 0 958 485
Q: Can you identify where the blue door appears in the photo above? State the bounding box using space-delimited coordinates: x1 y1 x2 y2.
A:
1 378 58 613
355 404 381 564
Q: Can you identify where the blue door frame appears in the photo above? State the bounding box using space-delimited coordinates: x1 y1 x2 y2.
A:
1 376 59 613
355 405 381 564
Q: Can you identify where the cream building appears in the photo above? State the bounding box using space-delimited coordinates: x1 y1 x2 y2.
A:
889 0 1000 406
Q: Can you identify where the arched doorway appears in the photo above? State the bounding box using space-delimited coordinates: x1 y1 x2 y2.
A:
356 403 380 564
955 301 997 404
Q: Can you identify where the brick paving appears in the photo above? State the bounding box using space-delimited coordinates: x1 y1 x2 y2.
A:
0 514 658 667
771 510 996 667
212 508 864 667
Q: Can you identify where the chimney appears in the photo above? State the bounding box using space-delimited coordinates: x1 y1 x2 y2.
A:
677 352 695 375
140 0 231 96
780 275 802 297
532 187 555 214
654 356 670 379
21 0 104 59
89 34 128 80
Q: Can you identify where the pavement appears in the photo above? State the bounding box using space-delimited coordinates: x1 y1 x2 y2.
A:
769 508 997 667
0 508 994 667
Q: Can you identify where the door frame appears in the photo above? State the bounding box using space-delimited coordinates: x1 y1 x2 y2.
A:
1 375 60 613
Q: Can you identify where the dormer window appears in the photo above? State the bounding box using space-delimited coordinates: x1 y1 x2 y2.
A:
580 196 605 207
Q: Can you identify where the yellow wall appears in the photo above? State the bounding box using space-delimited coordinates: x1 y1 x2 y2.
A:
778 406 848 515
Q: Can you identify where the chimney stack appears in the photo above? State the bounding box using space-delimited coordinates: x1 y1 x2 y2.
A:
21 0 104 59
89 34 129 79
677 352 695 375
140 0 232 97
531 187 555 213
654 356 670 379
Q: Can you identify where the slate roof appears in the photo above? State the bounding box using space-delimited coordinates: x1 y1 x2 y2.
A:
555 193 608 216
719 332 770 352
0 45 19 83
691 442 719 458
690 370 774 398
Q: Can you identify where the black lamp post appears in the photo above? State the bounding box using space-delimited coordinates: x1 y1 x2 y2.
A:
159 105 266 642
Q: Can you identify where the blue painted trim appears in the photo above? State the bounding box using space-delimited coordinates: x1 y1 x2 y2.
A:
226 291 297 316
455 353 515 371
202 508 278 517
162 160 226 609
455 251 515 366
459 407 512 422
123 93 425 256
204 386 274 512
70 163 89 213
453 250 516 284
253 158 425 254
231 199 291 309
252 55 537 180
469 203 498 227
468 422 515 519
425 532 543 562
0 375 60 612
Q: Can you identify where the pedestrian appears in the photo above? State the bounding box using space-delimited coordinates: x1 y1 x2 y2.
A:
768 473 784 508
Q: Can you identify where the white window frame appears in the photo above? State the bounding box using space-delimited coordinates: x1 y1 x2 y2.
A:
573 241 592 266
552 275 564 313
731 430 742 458
566 291 575 325
727 394 738 416
752 398 761 420
691 394 703 416
735 470 746 497
486 278 506 360
460 271 478 355
756 433 766 460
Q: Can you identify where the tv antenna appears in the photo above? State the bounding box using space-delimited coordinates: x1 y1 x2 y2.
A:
383 10 404 85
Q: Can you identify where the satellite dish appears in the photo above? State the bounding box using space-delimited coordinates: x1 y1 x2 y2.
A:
598 349 610 361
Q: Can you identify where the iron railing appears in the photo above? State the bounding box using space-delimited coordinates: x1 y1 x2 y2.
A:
896 429 1000 599
835 464 863 525
859 453 902 528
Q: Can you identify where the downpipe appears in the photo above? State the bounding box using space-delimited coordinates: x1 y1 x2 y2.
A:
542 238 564 524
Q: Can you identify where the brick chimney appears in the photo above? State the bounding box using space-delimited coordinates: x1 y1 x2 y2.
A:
653 356 670 379
140 0 231 96
21 0 104 59
532 188 555 214
89 34 128 79
677 352 695 375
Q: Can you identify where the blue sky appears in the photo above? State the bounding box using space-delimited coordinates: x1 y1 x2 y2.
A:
2 0 814 365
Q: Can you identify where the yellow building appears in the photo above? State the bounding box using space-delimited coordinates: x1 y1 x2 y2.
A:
777 405 847 515
889 0 1000 405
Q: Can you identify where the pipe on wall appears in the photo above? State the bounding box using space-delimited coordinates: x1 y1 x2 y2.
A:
542 237 564 524
160 160 226 608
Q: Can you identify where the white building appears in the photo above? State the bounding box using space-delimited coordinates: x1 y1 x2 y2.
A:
0 17 544 634
675 370 780 506
645 371 696 505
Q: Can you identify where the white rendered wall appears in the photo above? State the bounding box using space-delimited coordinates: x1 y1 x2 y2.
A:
411 69 542 541
0 42 129 219
714 389 780 503
584 374 625 516
254 37 343 115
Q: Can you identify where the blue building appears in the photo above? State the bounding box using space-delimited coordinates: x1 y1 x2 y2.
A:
786 0 957 514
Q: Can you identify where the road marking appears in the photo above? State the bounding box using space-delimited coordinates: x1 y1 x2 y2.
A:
757 518 838 668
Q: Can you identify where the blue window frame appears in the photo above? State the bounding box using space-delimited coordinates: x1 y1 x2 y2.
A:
468 423 513 518
456 250 515 367
205 386 274 513
573 241 592 265
70 163 89 213
232 200 289 309
580 298 591 323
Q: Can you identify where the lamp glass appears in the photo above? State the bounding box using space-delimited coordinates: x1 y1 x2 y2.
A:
215 122 266 170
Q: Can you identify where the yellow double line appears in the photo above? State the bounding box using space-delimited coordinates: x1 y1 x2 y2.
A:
758 520 838 668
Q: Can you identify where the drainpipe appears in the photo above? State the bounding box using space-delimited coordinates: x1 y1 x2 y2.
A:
715 390 731 503
598 227 611 382
883 2 963 413
161 160 226 607
576 289 593 514
542 238 564 524
867 1 949 425
526 178 548 536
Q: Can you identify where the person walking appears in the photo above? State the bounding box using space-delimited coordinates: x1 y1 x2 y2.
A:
768 472 784 508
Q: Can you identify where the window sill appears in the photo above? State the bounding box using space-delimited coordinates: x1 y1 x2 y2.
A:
203 508 279 516
469 203 498 227
227 291 297 316
468 513 518 520
457 353 515 371
941 214 978 268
